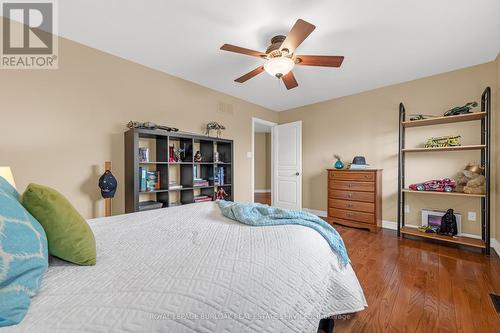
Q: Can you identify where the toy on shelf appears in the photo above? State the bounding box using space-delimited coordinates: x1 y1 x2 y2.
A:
216 187 228 200
408 114 438 121
168 144 176 162
409 178 456 193
424 135 461 148
439 209 458 236
443 101 478 116
455 163 485 195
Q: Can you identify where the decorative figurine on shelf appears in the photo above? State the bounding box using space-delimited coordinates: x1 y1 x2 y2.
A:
127 121 179 132
138 147 149 162
424 135 461 148
205 121 226 138
168 144 176 162
216 187 228 200
174 147 185 162
214 151 220 163
438 209 458 236
408 114 438 121
333 154 344 169
444 102 478 116
194 151 202 162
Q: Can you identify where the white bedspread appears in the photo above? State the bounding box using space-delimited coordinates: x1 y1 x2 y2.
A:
7 202 366 332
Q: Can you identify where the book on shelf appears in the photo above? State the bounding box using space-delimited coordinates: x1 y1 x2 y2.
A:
169 185 183 190
195 198 213 203
194 195 213 203
214 166 225 185
139 170 160 191
139 167 147 191
193 178 209 187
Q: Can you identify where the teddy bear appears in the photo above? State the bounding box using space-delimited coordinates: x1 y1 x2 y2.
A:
455 164 485 194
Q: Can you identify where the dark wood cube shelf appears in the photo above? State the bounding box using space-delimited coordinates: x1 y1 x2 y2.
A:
125 128 233 213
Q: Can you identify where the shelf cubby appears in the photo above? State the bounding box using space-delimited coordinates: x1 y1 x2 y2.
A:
400 226 485 249
401 112 486 128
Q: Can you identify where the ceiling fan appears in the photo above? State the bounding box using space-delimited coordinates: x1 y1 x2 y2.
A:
220 19 344 90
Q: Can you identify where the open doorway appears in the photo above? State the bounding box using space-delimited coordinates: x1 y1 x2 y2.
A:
252 118 276 205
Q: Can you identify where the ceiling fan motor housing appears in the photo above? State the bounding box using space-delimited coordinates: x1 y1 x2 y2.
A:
266 35 287 57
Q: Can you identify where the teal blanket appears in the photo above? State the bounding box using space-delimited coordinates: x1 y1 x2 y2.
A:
217 201 349 266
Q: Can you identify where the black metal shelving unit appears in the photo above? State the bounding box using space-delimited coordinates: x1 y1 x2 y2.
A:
397 87 491 254
125 128 234 213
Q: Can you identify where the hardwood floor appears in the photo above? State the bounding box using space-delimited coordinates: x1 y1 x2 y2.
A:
331 226 500 332
254 192 271 205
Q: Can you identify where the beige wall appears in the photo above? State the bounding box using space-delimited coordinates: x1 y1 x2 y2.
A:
0 15 497 240
279 62 497 237
254 132 271 190
0 33 278 219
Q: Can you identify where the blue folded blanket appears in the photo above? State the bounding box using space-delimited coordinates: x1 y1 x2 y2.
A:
217 201 349 266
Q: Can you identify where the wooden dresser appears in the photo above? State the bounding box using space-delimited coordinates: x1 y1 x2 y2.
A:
327 169 382 232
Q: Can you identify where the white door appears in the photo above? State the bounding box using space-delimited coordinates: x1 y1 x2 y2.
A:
272 121 302 210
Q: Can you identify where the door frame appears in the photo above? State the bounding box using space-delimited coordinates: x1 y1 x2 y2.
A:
272 120 302 210
252 117 277 204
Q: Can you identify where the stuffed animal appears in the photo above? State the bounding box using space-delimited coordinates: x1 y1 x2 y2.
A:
455 164 485 194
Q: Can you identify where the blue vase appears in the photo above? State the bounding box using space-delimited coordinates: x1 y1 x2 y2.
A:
334 159 344 169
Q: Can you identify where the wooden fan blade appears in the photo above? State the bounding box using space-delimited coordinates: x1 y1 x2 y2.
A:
220 44 266 58
295 55 344 67
282 71 298 90
280 19 316 54
235 66 265 83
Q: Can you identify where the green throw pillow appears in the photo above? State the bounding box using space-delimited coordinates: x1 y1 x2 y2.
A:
21 183 96 266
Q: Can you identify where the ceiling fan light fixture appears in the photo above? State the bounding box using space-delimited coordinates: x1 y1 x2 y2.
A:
264 56 295 78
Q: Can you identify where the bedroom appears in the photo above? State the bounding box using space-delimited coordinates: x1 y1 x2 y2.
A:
0 0 499 332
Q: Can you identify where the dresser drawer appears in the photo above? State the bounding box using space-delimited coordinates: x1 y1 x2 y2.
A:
329 180 375 192
329 171 375 182
329 199 375 213
329 189 375 203
331 208 375 224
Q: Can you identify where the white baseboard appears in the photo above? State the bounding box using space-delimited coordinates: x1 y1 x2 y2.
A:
254 189 271 193
382 220 397 230
302 208 327 217
491 239 500 257
303 209 500 256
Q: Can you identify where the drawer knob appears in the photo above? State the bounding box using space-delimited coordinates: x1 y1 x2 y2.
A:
347 204 353 208
348 183 353 188
347 193 353 198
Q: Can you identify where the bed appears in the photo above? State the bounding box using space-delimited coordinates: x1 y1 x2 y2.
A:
7 202 366 332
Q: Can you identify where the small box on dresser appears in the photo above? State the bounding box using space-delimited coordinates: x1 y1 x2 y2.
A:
327 169 382 232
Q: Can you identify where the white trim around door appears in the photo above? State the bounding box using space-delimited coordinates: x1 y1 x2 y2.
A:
252 117 277 204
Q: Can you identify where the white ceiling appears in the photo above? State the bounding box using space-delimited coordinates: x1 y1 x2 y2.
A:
57 0 500 111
